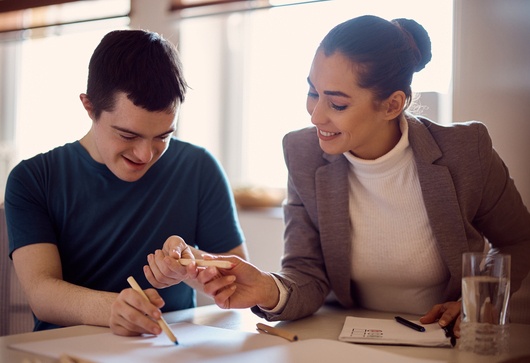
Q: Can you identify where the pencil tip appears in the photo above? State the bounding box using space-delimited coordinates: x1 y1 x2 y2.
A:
174 340 179 345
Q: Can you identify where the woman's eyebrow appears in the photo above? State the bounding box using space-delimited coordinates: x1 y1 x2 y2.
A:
306 77 350 98
323 90 350 98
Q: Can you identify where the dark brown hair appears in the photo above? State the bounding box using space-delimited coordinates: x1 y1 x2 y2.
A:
86 30 188 119
319 15 432 108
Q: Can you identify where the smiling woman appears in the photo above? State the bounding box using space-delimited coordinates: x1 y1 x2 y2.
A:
306 51 405 159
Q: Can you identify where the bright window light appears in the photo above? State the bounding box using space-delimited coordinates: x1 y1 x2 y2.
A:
178 0 453 188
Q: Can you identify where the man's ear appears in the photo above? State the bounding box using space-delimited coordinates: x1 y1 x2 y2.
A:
383 90 406 120
79 93 96 121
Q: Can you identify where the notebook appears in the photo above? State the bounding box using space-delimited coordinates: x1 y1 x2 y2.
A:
339 316 451 347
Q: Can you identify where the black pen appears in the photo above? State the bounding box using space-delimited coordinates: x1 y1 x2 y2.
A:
442 320 457 347
394 316 426 332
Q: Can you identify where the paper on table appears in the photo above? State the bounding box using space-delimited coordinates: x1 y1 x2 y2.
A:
199 338 448 363
10 322 289 363
339 316 451 347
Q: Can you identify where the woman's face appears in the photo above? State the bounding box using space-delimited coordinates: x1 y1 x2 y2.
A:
306 50 399 159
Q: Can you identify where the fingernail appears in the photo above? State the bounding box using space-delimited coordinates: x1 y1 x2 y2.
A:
439 319 447 326
227 275 236 282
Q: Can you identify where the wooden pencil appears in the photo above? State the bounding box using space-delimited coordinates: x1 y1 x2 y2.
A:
178 258 233 269
126 276 178 345
256 322 298 342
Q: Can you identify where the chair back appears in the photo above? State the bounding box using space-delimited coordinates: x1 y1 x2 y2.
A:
0 202 34 335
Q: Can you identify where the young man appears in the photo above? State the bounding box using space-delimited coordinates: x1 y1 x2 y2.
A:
5 30 247 337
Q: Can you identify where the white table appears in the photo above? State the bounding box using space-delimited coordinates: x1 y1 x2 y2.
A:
2 304 529 363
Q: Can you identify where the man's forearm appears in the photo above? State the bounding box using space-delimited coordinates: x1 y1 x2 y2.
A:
29 278 118 328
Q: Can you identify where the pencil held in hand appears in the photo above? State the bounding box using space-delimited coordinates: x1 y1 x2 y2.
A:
178 258 233 269
126 276 178 345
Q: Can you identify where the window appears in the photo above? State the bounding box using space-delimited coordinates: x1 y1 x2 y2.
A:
0 0 129 197
0 0 453 198
176 0 453 189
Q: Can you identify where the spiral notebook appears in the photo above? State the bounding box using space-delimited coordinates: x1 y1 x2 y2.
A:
339 316 452 347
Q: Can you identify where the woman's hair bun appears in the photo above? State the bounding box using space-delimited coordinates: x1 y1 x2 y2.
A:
393 18 432 72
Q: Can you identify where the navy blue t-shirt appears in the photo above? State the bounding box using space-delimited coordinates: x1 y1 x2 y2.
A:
5 138 244 331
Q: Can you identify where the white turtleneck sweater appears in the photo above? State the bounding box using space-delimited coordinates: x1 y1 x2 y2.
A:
343 117 449 314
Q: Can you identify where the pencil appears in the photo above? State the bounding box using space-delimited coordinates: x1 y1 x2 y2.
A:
256 322 298 342
59 354 97 363
126 276 178 345
394 316 426 332
178 258 233 269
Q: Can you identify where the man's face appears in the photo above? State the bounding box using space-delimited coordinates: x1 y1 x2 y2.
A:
83 92 178 182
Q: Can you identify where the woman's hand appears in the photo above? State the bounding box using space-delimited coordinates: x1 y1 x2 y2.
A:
420 301 462 338
144 235 199 288
197 255 280 310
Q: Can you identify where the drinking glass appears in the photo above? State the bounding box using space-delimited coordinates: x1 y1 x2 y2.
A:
459 252 510 355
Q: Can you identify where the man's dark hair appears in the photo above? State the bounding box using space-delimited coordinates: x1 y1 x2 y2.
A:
86 29 188 119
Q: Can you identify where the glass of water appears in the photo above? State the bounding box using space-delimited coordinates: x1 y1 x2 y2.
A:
459 252 511 355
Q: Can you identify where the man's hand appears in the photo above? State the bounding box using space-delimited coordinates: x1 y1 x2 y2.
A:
110 287 165 336
144 235 198 288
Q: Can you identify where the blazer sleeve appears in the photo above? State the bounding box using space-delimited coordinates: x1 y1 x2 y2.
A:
253 128 332 321
473 123 530 292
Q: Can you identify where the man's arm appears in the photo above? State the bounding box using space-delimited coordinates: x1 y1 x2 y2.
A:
13 242 179 336
12 243 118 327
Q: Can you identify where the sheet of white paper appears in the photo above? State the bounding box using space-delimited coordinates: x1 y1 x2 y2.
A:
339 316 451 347
199 338 448 363
10 322 289 363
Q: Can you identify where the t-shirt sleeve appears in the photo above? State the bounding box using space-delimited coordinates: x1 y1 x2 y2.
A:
5 159 58 258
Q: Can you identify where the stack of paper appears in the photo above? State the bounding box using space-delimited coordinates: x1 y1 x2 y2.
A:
339 316 451 347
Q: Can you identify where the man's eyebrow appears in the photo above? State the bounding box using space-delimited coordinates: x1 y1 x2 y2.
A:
306 77 350 98
112 126 139 135
112 126 175 137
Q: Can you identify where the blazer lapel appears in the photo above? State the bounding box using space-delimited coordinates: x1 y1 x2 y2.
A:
315 153 354 305
409 119 468 299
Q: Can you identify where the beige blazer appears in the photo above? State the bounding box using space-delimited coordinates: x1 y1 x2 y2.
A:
254 116 530 321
